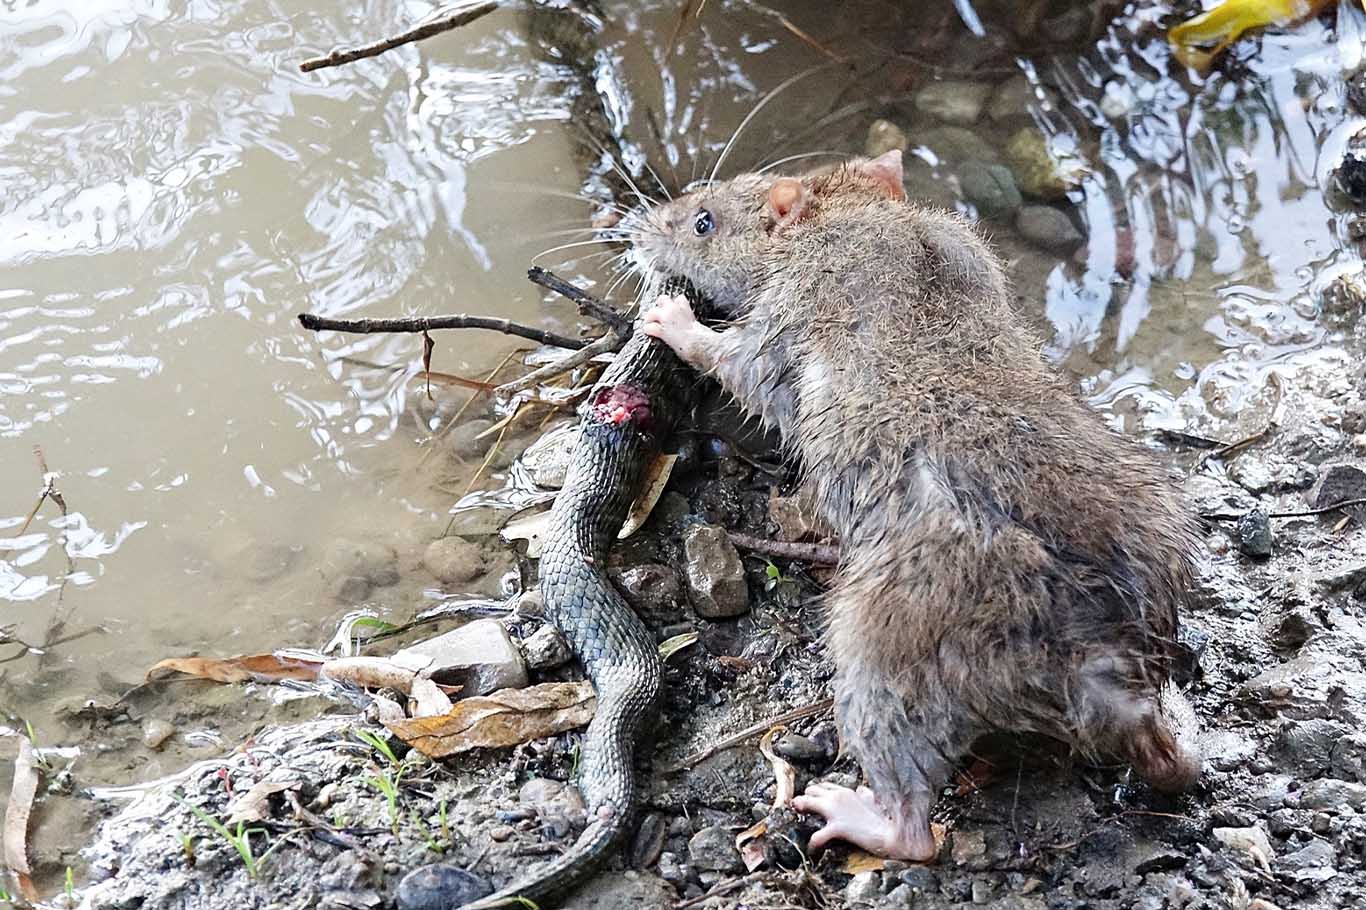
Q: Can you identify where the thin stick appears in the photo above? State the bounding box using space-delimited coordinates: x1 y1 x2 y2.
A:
297 312 585 351
527 267 631 336
674 875 757 910
300 2 500 73
495 332 622 396
727 531 840 566
1202 497 1366 522
664 698 834 774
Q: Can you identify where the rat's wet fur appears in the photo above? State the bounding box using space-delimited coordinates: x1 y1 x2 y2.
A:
632 152 1201 859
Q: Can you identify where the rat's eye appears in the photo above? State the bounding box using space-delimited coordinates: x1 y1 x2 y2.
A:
693 210 715 236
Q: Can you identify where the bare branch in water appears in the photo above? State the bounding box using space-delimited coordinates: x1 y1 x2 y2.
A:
527 267 632 336
297 312 586 351
299 1 500 73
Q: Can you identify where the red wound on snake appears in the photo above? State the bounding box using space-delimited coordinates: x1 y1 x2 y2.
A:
590 384 654 430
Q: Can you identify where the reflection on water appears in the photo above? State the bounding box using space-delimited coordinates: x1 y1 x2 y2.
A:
1 0 1362 878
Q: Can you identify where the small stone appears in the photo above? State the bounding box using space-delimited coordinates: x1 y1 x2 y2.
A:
658 851 687 884
141 719 174 750
682 525 749 618
631 812 667 869
1312 812 1333 834
1099 81 1135 119
1275 719 1346 777
1236 508 1273 558
1334 147 1366 207
1299 778 1366 812
611 564 683 618
899 867 938 892
865 119 909 158
1015 205 1083 252
952 829 987 868
326 539 400 588
488 825 514 842
1317 562 1366 594
772 732 828 764
521 625 571 670
1332 733 1366 781
1213 826 1274 871
1308 462 1366 523
883 883 916 908
959 160 1022 220
392 619 528 696
987 75 1036 122
1277 838 1337 872
1248 901 1284 910
914 126 998 165
423 537 485 585
396 864 492 910
844 870 881 903
915 81 991 126
448 418 494 458
768 491 821 542
688 825 743 873
519 778 586 817
971 878 994 903
1004 127 1079 200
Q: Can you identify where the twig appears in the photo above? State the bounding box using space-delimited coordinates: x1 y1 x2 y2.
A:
734 0 843 60
1202 498 1366 523
527 268 632 336
664 698 834 774
495 332 622 396
299 1 500 73
674 874 758 909
297 312 585 351
727 531 840 566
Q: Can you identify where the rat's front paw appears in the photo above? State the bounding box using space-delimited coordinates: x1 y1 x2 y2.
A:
642 293 714 368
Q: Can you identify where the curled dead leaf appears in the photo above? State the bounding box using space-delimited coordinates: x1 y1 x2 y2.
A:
225 778 300 826
3 736 39 901
385 681 596 758
146 652 325 684
618 452 677 539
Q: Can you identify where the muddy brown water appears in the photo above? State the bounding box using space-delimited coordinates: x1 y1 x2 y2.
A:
1 0 1362 889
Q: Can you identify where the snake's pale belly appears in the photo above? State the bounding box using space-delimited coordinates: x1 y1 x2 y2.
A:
459 320 695 909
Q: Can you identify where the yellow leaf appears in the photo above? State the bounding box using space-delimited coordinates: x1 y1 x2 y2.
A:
842 850 887 874
1169 0 1334 70
618 453 678 539
384 681 596 758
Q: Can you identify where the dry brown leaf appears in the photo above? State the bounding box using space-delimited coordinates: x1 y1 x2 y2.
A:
319 656 420 692
146 652 325 684
618 452 677 539
385 681 596 758
739 832 767 872
759 726 796 807
225 778 300 825
3 736 39 902
842 849 886 874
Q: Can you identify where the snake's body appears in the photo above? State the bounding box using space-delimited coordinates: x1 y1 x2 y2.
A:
460 316 695 909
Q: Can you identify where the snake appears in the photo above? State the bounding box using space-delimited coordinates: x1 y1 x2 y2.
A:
460 285 702 909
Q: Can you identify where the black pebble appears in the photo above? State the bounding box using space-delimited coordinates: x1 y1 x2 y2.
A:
1236 508 1273 559
1336 149 1366 208
396 864 493 910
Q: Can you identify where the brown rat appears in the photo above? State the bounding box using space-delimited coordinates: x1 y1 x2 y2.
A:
630 150 1201 860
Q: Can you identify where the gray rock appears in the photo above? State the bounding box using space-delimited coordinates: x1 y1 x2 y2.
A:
768 492 822 542
1308 462 1366 523
987 75 1036 122
959 160 1022 220
866 118 909 158
915 81 990 125
393 619 527 696
396 864 492 910
630 812 666 870
327 539 400 588
898 866 938 892
914 126 998 166
1317 562 1366 594
1015 205 1083 251
1276 838 1337 872
1331 733 1366 781
1299 778 1366 812
882 883 916 908
1213 826 1274 870
688 824 743 873
1275 719 1346 777
611 564 683 618
521 624 571 670
448 418 495 458
772 732 828 764
1236 509 1273 558
423 537 485 585
845 870 882 903
952 828 987 868
1242 644 1366 724
970 878 994 903
682 525 749 618
1004 128 1078 200
657 851 688 885
1228 455 1317 495
141 719 174 750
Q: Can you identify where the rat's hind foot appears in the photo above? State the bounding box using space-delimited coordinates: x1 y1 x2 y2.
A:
792 783 937 861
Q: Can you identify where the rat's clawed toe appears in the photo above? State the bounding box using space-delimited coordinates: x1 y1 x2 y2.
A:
793 783 937 862
641 293 716 368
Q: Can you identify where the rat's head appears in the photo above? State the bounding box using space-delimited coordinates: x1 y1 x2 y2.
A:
626 150 905 313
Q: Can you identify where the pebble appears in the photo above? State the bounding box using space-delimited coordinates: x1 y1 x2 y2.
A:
1213 825 1274 870
772 732 828 764
393 619 528 696
914 126 998 165
1236 508 1273 558
422 537 485 585
1004 127 1077 200
899 867 938 892
488 825 514 842
521 624 571 670
1276 838 1336 872
395 864 492 910
1312 812 1333 834
1248 901 1284 910
987 75 1036 122
768 492 820 542
1332 733 1366 781
1015 205 1083 252
611 564 683 618
865 118 909 158
959 160 1022 220
687 824 743 873
1308 462 1366 523
971 878 994 903
915 80 990 126
1299 778 1366 812
657 851 689 885
682 525 750 618
952 829 987 868
332 575 373 603
883 883 916 908
844 870 881 903
141 719 175 750
519 777 586 817
326 539 400 588
1275 718 1345 777
448 419 495 459
630 812 666 869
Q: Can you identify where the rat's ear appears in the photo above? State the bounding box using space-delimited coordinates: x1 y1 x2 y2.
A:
767 177 808 229
853 149 906 201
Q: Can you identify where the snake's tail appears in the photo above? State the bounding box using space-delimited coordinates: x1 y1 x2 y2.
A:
456 818 624 910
